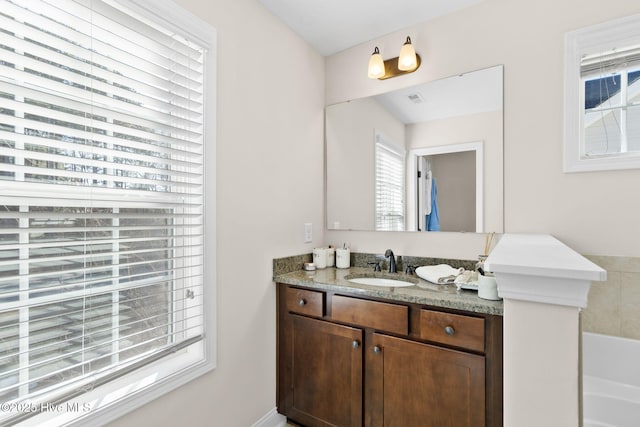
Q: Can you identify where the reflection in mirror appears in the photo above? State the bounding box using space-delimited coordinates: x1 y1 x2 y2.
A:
406 142 483 232
326 65 503 233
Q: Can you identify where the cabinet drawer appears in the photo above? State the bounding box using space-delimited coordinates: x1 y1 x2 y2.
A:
419 309 485 352
285 287 324 317
331 295 408 335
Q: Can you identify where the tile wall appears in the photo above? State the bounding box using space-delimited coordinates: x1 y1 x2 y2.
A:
582 255 640 340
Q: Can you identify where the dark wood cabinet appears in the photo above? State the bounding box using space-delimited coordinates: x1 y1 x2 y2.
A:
276 283 502 427
285 315 363 426
366 333 485 427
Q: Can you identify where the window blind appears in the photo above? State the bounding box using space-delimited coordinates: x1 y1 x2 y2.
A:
580 44 640 77
374 132 405 231
0 0 205 422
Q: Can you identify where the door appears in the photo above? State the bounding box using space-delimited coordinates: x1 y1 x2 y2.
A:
366 333 485 427
287 314 363 427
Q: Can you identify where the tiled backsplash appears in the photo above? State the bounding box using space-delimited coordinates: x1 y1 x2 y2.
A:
272 252 476 278
582 255 640 340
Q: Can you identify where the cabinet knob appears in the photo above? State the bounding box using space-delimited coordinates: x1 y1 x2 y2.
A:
352 340 360 349
373 345 382 354
444 325 455 336
298 299 306 306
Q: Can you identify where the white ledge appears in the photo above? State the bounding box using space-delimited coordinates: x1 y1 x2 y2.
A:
484 234 606 308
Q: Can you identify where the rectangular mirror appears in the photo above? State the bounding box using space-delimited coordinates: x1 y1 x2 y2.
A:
326 65 504 233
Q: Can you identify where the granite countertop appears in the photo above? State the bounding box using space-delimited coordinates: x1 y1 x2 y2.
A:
274 266 503 316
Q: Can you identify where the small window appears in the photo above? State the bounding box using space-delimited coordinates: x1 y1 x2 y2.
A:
374 130 405 231
564 14 640 172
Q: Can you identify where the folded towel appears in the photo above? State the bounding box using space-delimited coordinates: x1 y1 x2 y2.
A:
415 264 464 284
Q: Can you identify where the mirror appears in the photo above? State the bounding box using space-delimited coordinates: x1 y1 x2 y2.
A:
326 65 503 233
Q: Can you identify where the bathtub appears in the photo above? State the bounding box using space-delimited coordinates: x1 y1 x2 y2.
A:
582 332 640 427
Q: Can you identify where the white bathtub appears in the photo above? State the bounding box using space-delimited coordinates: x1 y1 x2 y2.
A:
583 332 640 427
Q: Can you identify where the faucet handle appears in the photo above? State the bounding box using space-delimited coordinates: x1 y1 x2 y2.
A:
367 261 381 272
405 265 417 275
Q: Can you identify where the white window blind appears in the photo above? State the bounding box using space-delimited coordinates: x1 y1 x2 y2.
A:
0 0 208 424
580 45 640 77
581 46 640 158
374 131 405 231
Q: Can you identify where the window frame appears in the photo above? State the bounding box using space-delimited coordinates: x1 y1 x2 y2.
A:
1 1 217 425
564 13 640 172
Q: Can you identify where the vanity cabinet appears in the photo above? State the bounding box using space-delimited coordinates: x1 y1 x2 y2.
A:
276 284 503 427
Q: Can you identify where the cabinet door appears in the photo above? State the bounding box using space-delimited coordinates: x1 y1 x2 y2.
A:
367 333 485 427
287 314 363 427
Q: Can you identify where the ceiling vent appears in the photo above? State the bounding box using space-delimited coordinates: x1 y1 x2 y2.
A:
407 93 424 104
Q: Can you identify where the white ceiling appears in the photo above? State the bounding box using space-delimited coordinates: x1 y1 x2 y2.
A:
374 65 503 123
258 0 482 56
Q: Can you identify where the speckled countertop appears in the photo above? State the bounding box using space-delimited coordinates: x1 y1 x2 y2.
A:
274 265 503 316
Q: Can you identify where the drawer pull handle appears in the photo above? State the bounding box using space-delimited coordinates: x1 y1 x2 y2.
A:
352 340 360 349
298 299 306 306
373 345 382 354
444 325 455 336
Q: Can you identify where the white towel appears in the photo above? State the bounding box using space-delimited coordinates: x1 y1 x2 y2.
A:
415 264 464 284
423 169 432 216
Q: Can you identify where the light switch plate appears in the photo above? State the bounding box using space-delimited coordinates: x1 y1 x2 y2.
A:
304 223 312 243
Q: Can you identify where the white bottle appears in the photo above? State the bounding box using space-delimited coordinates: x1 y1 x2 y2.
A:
335 248 350 269
326 247 335 267
313 248 327 269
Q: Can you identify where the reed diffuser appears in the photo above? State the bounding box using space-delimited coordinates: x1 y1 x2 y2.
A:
484 232 495 258
476 232 495 275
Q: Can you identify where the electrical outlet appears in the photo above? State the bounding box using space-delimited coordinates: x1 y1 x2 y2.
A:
304 223 312 243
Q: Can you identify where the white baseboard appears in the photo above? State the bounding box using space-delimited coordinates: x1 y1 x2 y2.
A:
251 408 287 427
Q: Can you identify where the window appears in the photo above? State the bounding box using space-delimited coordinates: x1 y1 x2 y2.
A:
564 14 640 172
0 1 215 425
582 52 640 156
374 130 405 231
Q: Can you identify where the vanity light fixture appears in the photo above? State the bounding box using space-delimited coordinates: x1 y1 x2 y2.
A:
368 36 422 80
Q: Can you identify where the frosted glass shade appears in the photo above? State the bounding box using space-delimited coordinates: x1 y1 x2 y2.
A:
368 47 385 79
398 38 417 71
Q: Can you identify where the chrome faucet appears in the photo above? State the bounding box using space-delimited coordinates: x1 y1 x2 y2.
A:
384 249 397 273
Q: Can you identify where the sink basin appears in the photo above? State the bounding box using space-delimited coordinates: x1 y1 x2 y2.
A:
348 277 416 287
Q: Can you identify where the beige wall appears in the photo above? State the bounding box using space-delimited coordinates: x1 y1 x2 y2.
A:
107 0 325 426
326 0 640 258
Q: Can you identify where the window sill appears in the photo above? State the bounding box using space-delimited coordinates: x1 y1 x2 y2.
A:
17 342 214 427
